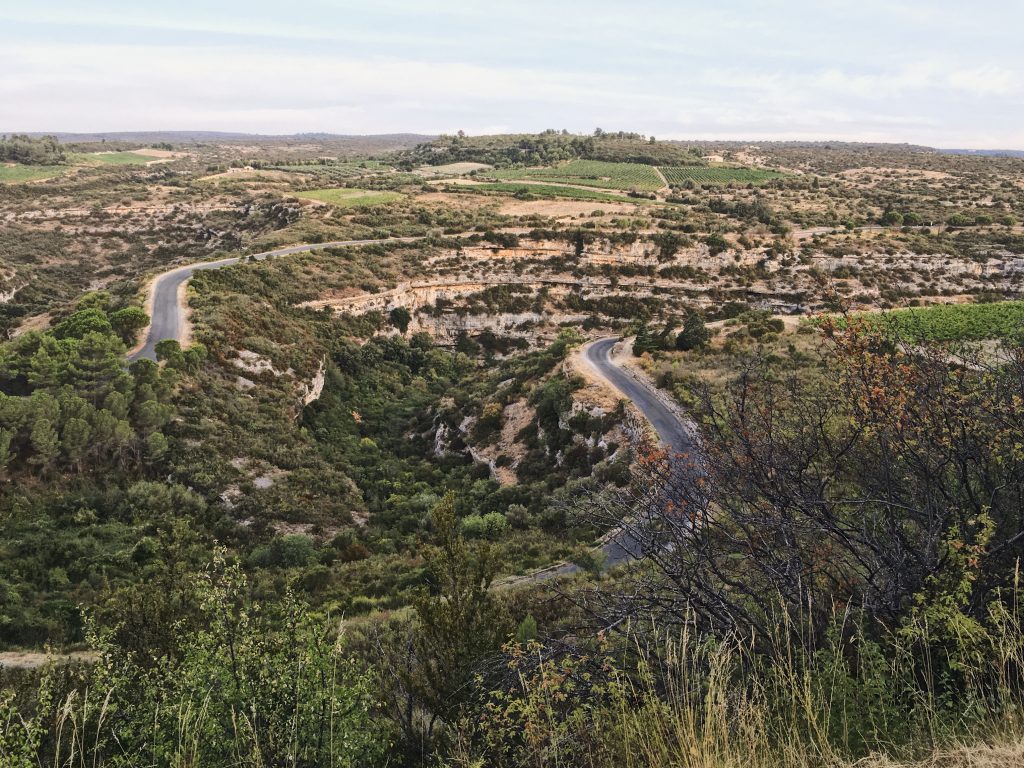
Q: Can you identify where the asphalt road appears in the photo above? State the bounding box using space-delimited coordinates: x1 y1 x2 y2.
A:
583 337 699 567
584 337 696 456
128 237 420 361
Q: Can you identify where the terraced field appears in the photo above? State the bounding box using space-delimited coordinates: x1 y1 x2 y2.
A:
492 159 664 191
659 166 785 185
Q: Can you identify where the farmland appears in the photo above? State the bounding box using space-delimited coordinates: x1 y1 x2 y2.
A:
0 164 67 183
659 166 786 185
271 160 390 178
853 301 1024 341
451 181 635 202
72 151 161 165
292 187 404 207
492 159 664 191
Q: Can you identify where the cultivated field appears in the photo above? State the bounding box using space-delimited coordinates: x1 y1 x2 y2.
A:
854 300 1024 341
293 188 405 207
0 164 67 183
450 181 636 202
492 159 664 191
659 166 786 185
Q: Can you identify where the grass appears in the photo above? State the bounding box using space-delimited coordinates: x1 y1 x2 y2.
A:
458 606 1024 768
71 151 159 166
452 182 637 202
0 152 162 183
659 166 785 185
293 188 405 208
851 300 1024 342
492 159 664 191
0 164 67 183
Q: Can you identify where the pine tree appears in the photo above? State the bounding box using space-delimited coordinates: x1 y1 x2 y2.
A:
29 418 59 470
676 311 710 351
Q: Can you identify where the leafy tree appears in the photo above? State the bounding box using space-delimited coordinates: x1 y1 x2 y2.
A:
389 306 413 335
2 556 382 767
705 232 730 255
652 231 683 262
881 207 904 226
0 133 66 164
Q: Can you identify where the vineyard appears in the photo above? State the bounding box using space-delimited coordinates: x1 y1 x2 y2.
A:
659 166 785 185
271 160 390 181
491 159 664 191
854 300 1024 341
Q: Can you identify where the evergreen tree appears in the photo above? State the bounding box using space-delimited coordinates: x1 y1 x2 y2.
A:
676 311 710 351
61 416 92 468
632 321 657 356
29 417 59 469
409 493 503 729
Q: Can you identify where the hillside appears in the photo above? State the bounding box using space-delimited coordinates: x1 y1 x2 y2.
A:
2 131 1024 767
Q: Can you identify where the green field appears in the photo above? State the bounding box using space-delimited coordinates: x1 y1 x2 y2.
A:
293 188 404 207
659 166 785 185
852 301 1024 341
492 159 664 191
454 182 636 202
72 151 158 165
0 164 68 183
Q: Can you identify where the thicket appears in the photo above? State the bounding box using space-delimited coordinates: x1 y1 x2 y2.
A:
0 134 67 165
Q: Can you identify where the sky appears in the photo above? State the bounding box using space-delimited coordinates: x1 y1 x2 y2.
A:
1 0 1021 147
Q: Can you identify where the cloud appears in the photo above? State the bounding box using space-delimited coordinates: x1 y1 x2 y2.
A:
947 65 1018 96
0 3 1021 148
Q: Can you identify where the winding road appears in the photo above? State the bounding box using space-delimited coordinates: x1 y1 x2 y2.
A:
128 237 424 361
128 238 696 576
581 337 698 567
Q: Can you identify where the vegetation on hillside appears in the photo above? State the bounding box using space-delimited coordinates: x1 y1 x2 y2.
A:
0 134 67 165
4 132 1024 767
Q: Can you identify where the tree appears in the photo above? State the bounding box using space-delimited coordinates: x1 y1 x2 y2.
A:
705 232 730 255
29 417 59 470
675 311 710 351
154 339 185 368
881 208 904 226
390 306 413 335
581 325 1024 649
407 493 504 741
61 417 92 469
652 232 683 262
110 307 149 344
632 321 657 356
0 427 13 476
53 308 113 340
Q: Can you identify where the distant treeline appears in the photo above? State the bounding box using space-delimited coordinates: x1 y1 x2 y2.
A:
402 130 706 169
0 134 67 165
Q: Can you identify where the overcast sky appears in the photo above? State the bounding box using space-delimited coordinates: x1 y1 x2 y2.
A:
1 0 1021 147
